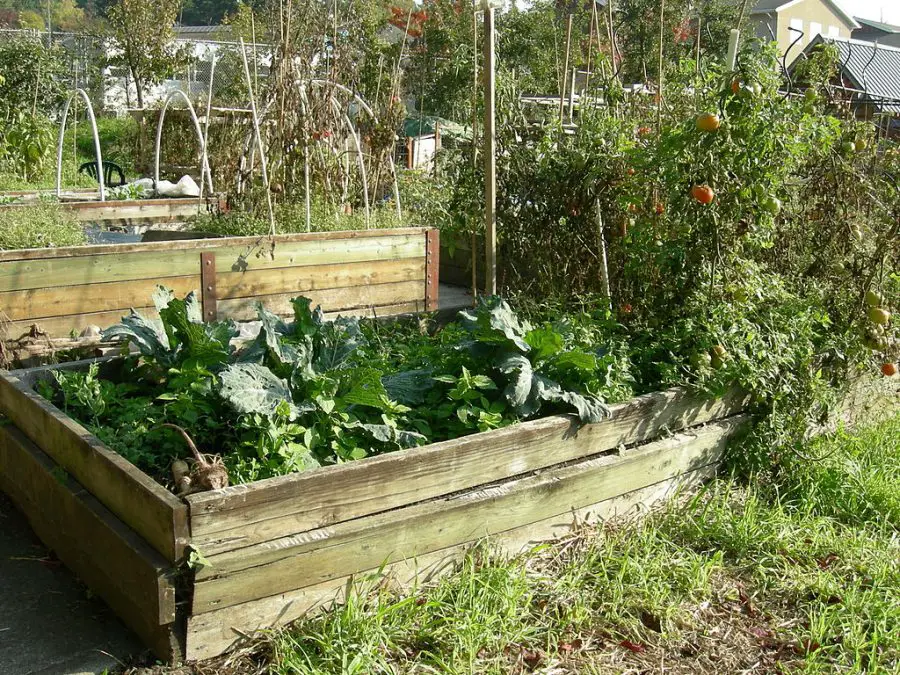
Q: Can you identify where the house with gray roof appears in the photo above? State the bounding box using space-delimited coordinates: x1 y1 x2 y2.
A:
751 0 859 63
797 35 900 119
852 17 900 49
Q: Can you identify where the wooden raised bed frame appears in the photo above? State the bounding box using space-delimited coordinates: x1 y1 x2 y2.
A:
0 228 439 342
0 195 222 227
0 362 750 662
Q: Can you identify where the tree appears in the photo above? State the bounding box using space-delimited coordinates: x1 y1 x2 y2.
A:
105 0 187 108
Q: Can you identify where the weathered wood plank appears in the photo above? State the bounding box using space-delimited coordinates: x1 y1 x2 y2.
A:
0 373 188 562
217 259 426 301
0 233 427 292
0 425 183 661
66 200 210 223
0 259 426 323
185 461 717 661
191 417 746 613
187 387 749 556
1 306 158 341
0 276 199 322
0 228 429 262
217 280 427 321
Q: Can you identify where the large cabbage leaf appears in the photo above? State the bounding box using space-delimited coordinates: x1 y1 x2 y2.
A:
218 363 305 420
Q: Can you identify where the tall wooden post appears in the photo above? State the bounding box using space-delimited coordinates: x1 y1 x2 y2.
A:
483 1 497 296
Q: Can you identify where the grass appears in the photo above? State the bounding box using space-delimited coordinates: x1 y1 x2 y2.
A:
128 413 900 674
0 201 85 250
191 198 411 238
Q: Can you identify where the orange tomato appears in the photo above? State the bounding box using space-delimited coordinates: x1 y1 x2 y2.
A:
691 185 715 205
696 113 721 132
882 362 898 377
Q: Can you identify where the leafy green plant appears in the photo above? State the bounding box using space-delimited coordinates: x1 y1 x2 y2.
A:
46 288 623 487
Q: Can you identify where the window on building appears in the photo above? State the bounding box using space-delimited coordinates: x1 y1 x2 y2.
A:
789 18 804 40
828 25 839 37
810 22 822 40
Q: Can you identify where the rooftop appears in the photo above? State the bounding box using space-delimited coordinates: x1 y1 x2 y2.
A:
751 0 859 29
804 35 900 110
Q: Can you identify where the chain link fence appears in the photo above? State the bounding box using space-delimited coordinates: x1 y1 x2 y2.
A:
0 28 268 113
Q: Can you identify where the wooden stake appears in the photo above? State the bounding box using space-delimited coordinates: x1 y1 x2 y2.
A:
472 8 480 301
596 199 612 310
239 39 276 242
560 14 573 126
484 3 497 296
658 0 665 132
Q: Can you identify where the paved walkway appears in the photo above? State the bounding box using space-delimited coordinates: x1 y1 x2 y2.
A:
0 493 141 675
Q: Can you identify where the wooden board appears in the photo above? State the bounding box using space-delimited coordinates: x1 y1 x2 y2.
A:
0 424 182 661
217 280 427 321
0 373 187 562
0 228 429 262
216 259 426 301
0 232 427 293
187 387 749 556
0 259 426 323
185 461 718 661
191 416 746 613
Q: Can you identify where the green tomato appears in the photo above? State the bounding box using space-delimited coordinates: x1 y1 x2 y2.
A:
804 88 818 102
762 196 782 215
865 290 883 307
691 352 712 369
841 141 856 155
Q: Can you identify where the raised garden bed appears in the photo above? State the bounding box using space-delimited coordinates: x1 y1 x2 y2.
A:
0 195 223 230
0 360 749 662
0 228 438 344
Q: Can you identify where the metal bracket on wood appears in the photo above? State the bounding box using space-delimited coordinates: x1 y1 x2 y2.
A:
425 229 440 312
200 252 218 322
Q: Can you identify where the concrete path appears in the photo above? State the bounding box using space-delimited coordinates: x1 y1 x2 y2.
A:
0 492 142 675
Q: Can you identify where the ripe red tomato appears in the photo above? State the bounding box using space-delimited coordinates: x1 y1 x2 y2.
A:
626 167 636 176
882 362 898 377
655 202 665 215
691 185 715 205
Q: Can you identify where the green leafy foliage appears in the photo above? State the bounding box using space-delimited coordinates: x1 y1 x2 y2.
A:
0 201 86 250
50 289 623 486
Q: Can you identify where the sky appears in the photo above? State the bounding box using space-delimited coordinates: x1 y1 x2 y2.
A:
836 0 900 24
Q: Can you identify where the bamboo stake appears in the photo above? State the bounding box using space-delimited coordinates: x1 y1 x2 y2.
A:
471 8 480 301
596 199 612 310
607 0 616 77
484 1 497 296
560 14 574 126
200 52 217 200
657 0 665 133
585 0 600 95
240 38 276 241
695 12 702 70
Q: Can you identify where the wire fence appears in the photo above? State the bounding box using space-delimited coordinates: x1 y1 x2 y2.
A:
0 28 269 112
